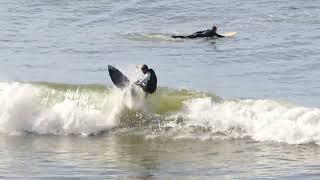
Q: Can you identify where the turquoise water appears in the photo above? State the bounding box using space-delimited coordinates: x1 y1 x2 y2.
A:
1 0 320 179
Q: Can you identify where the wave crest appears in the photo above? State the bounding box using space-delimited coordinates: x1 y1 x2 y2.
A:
1 81 320 145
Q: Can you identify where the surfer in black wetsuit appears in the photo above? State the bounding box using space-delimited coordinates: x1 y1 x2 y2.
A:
172 26 225 39
134 64 157 94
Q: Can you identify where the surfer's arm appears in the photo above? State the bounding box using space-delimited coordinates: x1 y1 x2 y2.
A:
135 72 151 86
215 33 225 38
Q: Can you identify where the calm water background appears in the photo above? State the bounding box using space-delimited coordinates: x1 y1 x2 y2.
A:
1 0 320 179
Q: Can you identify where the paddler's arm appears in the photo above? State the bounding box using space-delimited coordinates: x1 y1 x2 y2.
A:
215 33 225 38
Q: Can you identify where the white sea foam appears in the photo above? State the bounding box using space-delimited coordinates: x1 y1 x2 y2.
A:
0 82 145 136
174 97 320 144
1 82 320 145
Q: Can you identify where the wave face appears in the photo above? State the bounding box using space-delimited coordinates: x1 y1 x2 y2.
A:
0 81 320 145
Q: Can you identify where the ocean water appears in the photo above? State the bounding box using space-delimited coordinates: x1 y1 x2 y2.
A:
1 0 320 179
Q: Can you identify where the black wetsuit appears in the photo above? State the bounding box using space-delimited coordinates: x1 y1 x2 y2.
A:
144 69 157 94
172 29 225 39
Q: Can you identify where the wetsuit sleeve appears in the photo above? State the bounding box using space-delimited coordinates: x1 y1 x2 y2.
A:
215 33 225 38
136 72 151 86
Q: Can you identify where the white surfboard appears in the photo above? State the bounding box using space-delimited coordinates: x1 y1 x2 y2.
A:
223 32 237 37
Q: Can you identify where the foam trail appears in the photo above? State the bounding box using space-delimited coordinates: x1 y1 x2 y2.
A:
125 33 184 42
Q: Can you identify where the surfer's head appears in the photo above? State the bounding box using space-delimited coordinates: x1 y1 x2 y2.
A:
141 64 148 74
212 26 217 32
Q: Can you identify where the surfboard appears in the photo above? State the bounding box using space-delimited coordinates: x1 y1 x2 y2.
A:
108 65 130 89
223 32 237 37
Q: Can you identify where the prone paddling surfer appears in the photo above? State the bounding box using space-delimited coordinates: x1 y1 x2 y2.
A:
134 64 157 95
172 26 225 39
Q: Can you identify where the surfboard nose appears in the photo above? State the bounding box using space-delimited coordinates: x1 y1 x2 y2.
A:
108 65 116 70
108 65 130 89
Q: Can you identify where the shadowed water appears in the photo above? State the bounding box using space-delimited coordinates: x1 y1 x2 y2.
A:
1 135 320 179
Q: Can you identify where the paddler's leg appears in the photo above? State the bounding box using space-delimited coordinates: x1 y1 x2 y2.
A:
172 35 187 38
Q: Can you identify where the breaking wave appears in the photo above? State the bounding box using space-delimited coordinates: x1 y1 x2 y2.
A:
1 81 320 145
